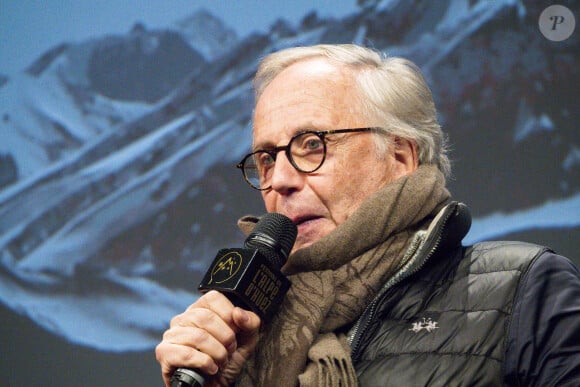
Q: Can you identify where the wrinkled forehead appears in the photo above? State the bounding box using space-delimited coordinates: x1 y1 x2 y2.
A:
252 59 366 148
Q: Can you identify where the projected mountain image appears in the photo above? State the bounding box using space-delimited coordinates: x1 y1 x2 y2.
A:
0 0 578 357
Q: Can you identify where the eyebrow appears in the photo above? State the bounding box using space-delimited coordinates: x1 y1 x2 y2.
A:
252 126 320 152
251 140 275 153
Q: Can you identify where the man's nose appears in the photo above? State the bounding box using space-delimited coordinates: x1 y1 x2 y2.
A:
270 152 304 193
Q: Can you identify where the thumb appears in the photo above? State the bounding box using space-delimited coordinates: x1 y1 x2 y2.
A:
233 307 261 335
232 308 261 354
211 308 261 383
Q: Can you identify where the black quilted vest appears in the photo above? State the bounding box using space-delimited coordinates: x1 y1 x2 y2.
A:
350 203 546 386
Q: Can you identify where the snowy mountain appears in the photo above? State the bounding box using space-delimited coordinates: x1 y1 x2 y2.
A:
0 0 578 359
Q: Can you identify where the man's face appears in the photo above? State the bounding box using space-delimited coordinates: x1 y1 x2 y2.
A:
253 58 416 252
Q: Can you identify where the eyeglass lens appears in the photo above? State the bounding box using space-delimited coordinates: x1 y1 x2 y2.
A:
243 131 327 189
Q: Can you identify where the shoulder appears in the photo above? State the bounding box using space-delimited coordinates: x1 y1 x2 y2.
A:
463 240 550 275
504 247 580 386
462 242 580 385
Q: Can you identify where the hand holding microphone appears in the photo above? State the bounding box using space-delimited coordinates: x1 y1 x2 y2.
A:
156 213 297 387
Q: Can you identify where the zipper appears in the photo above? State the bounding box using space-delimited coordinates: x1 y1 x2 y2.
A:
348 202 458 362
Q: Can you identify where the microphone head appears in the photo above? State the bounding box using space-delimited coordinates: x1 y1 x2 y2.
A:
244 213 297 270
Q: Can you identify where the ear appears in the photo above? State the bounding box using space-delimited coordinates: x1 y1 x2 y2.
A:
393 137 419 174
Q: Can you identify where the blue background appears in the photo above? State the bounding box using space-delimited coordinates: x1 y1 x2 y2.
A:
1 1 578 385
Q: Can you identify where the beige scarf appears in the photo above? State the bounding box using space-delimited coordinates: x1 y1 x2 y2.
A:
237 165 450 386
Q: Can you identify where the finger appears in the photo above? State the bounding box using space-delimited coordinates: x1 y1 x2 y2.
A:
189 291 238 327
232 307 261 334
170 306 237 352
162 325 231 367
155 341 219 384
231 307 261 361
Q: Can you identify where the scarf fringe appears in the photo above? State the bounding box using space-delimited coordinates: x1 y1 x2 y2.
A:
298 333 358 387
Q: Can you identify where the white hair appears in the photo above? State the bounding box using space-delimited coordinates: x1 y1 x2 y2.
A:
254 44 451 178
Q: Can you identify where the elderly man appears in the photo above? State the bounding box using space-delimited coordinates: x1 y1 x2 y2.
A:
156 44 580 386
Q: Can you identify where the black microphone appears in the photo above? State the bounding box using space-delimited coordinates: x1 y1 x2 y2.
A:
171 213 297 387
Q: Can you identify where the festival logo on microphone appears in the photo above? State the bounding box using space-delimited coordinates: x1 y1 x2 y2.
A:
208 250 243 284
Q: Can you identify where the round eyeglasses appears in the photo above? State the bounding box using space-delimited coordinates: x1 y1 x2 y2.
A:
236 127 377 190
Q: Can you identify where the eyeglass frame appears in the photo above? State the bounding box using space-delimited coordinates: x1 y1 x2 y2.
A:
236 127 380 191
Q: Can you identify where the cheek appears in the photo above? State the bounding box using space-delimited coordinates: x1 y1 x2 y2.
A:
323 168 367 221
261 192 276 212
327 158 395 219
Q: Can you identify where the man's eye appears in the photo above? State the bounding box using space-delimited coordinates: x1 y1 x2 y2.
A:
258 152 275 167
295 134 323 152
304 138 323 150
